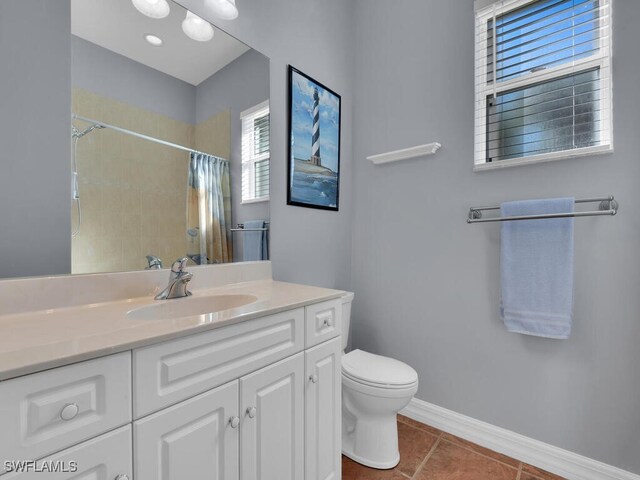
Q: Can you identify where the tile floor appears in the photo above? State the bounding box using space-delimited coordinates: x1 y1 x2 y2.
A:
342 415 566 480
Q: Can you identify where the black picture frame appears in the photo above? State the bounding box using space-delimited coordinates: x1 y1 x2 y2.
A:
287 66 341 211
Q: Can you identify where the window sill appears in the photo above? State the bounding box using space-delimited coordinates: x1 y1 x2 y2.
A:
473 144 614 172
241 197 270 205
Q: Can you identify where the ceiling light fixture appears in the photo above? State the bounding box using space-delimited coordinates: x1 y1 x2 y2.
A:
182 11 215 42
131 0 170 19
205 0 239 20
144 34 164 46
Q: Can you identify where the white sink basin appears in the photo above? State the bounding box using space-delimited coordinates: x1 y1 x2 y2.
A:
127 294 258 321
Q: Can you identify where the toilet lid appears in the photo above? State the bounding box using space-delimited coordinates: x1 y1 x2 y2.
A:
342 350 418 387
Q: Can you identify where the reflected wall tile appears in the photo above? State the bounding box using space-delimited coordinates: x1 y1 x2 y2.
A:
71 88 197 275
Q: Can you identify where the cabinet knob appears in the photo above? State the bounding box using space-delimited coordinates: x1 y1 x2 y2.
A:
323 317 334 327
309 374 318 384
114 475 130 480
246 406 257 418
60 403 79 421
229 416 240 428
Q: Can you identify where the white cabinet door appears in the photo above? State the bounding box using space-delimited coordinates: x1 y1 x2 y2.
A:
305 338 342 480
240 353 304 480
2 425 132 480
134 380 240 480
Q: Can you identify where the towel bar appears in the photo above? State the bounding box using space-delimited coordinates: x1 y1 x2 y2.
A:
467 196 619 224
231 223 270 232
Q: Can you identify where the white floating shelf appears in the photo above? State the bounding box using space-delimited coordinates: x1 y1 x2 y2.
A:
367 142 442 165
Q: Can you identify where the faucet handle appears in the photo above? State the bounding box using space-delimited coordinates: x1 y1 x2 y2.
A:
146 255 163 270
171 257 189 273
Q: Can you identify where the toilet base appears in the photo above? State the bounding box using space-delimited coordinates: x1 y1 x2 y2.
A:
341 409 402 469
342 447 400 470
340 346 419 471
342 374 418 470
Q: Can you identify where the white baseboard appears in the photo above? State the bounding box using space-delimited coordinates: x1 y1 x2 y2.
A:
400 398 639 480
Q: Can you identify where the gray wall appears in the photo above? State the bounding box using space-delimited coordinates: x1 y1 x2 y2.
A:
195 50 270 262
0 0 72 278
72 36 196 125
351 0 640 473
178 0 355 291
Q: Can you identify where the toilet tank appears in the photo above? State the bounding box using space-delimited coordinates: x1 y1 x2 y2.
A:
341 292 355 351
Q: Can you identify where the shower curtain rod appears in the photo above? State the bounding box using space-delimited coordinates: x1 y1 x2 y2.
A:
72 114 227 160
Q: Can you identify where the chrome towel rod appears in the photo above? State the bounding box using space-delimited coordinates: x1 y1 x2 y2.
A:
468 196 619 224
231 222 270 232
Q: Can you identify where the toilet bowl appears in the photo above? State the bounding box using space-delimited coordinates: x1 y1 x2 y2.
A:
340 293 419 469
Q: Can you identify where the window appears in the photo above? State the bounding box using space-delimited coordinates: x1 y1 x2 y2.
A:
241 100 270 203
474 0 612 169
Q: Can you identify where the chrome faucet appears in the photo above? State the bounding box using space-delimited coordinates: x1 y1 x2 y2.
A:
155 257 193 300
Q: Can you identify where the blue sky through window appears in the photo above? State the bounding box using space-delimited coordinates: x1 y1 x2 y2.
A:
494 0 598 82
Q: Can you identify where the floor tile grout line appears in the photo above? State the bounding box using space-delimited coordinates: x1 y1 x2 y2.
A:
411 434 443 479
397 419 443 446
517 462 523 480
399 416 521 471
396 420 441 478
437 435 521 471
397 417 443 438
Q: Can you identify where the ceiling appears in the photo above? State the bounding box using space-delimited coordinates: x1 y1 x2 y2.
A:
71 0 250 86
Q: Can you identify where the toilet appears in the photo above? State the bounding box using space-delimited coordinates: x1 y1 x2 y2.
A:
340 292 419 469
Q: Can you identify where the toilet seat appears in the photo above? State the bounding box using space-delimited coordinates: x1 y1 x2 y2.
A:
342 350 418 389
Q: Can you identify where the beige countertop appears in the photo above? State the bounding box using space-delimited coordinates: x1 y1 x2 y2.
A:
0 280 343 381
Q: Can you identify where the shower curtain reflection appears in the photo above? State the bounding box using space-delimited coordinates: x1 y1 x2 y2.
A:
186 153 233 264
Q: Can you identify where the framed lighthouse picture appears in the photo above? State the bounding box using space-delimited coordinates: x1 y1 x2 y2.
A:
287 66 341 211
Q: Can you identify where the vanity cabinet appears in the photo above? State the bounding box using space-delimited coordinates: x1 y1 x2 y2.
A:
133 308 304 418
305 300 342 348
134 381 240 480
305 337 342 480
0 352 131 473
0 298 342 480
135 353 306 480
240 353 305 480
2 426 132 480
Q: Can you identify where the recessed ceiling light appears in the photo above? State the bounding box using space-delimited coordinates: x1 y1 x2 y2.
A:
182 11 215 42
131 0 170 19
144 34 164 46
205 0 239 20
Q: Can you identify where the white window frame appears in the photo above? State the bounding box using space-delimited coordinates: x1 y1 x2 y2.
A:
241 100 270 204
474 0 613 171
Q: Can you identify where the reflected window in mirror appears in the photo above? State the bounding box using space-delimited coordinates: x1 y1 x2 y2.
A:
241 101 270 203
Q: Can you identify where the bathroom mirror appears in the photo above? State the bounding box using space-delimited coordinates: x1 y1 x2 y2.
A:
69 0 270 274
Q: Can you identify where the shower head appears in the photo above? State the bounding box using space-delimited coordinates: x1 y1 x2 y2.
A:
72 123 105 139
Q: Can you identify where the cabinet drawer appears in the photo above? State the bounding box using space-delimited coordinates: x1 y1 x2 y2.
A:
2 425 132 479
0 352 131 471
305 299 342 348
133 308 304 418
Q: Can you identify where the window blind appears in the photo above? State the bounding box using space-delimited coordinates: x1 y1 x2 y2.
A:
475 0 612 167
241 101 270 202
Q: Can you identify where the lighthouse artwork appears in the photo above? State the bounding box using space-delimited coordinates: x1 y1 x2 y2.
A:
287 66 341 211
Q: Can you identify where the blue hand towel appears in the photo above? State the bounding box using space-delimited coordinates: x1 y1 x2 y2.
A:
500 198 575 339
242 220 268 261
